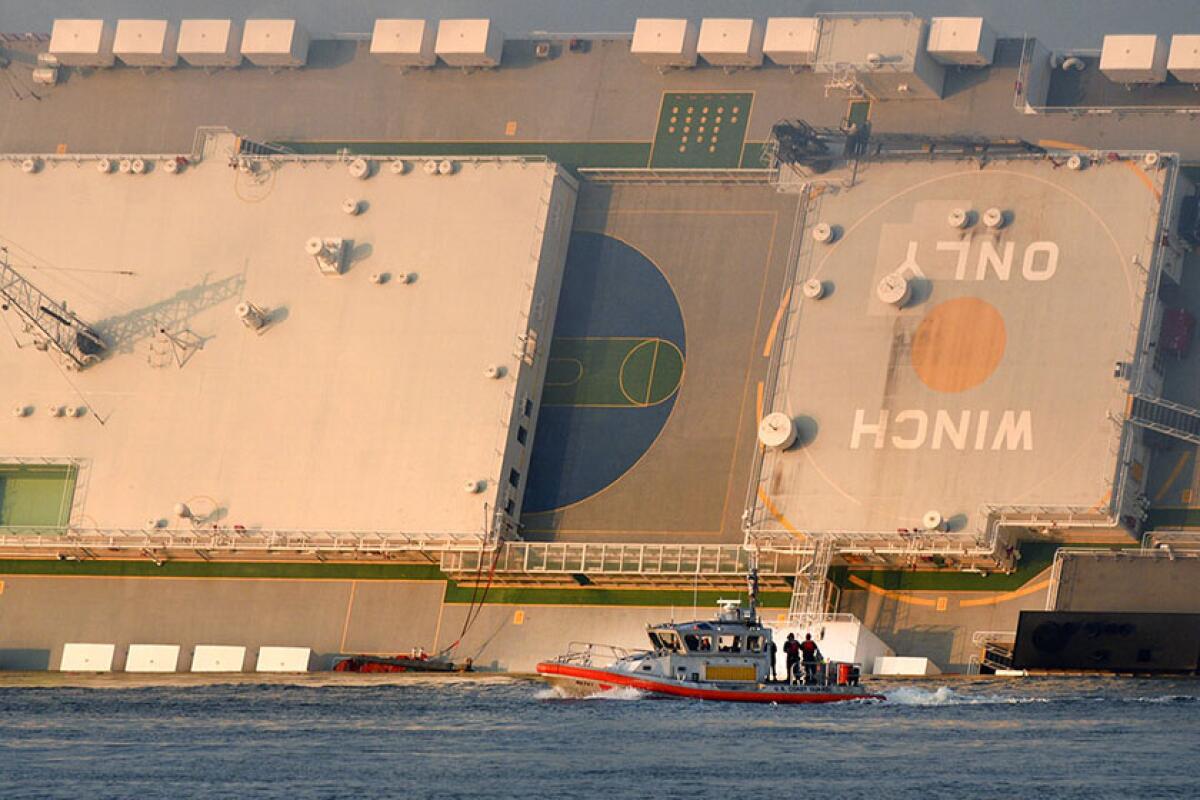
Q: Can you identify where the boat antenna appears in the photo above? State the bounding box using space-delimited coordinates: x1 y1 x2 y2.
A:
746 551 759 624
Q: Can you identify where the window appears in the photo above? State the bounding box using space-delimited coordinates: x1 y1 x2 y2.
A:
717 635 742 653
746 635 763 653
505 498 516 516
508 468 521 488
517 425 528 445
523 397 533 417
696 635 713 652
652 631 683 654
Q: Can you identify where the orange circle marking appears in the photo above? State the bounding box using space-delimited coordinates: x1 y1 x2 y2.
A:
911 297 1006 393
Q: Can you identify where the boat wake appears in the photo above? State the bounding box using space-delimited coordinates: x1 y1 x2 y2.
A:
883 686 1050 706
535 685 646 701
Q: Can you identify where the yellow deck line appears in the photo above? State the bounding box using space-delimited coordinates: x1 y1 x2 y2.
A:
958 579 1051 608
761 286 793 357
1154 452 1193 502
338 580 358 652
756 487 805 539
1123 160 1162 200
847 575 938 606
1036 139 1090 151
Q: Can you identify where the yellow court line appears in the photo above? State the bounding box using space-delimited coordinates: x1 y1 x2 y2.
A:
543 357 584 387
847 575 938 607
756 381 764 425
762 286 793 357
958 579 1051 608
338 580 358 652
1154 452 1193 503
643 339 662 404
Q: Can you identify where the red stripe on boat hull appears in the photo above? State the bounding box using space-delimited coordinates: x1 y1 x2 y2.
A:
537 662 884 703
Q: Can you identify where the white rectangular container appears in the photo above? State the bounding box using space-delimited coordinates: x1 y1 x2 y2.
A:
371 19 436 67
873 656 942 676
1168 35 1200 83
927 17 997 66
49 19 115 67
191 645 247 672
125 644 180 672
697 18 763 67
1100 34 1168 84
763 18 819 66
241 19 310 68
255 646 312 672
60 643 116 671
435 19 504 67
113 20 178 68
178 19 242 67
631 18 699 68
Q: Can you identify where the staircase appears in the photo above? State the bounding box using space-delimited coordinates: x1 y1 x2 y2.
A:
787 535 835 628
1129 394 1200 445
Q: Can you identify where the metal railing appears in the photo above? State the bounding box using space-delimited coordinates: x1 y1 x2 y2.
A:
441 542 808 576
549 642 647 668
0 526 490 556
577 168 773 185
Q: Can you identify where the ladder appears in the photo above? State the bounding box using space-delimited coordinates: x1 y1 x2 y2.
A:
1128 393 1200 445
787 535 835 628
0 247 105 370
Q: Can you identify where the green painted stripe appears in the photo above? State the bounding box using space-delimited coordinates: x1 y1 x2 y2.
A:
0 559 445 581
830 542 1135 593
443 584 791 608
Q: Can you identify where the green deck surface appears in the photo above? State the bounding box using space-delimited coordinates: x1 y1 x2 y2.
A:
1147 507 1200 529
649 92 753 169
0 465 76 529
542 337 683 407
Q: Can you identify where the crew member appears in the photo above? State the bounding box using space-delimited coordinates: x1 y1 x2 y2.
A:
767 638 779 681
783 633 801 684
800 633 822 685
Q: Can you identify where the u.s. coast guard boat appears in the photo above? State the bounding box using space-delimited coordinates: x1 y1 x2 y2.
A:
537 572 884 703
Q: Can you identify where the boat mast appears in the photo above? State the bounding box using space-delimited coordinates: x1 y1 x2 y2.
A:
746 551 759 624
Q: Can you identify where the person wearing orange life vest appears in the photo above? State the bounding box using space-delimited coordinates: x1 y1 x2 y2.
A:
799 633 822 685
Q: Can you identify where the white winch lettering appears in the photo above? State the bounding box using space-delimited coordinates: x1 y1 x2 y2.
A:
849 409 1033 451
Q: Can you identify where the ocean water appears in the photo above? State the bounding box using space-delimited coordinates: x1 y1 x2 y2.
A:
1 675 1199 799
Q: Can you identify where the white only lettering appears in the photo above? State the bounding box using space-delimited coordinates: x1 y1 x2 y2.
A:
910 240 1059 281
849 409 1033 451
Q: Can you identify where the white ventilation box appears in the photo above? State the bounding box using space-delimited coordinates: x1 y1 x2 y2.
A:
241 19 310 67
1100 34 1168 84
873 656 942 676
697 18 763 67
763 18 820 66
631 18 699 68
256 646 312 672
60 643 116 671
191 645 247 672
927 17 997 66
1168 35 1200 83
371 19 436 66
178 19 242 67
49 19 116 67
113 20 178 67
125 644 181 672
435 19 504 67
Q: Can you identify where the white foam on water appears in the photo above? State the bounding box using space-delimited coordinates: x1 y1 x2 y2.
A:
883 686 1049 706
535 684 645 701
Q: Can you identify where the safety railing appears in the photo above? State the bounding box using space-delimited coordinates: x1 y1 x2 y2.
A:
577 168 773 185
549 642 647 668
0 526 490 555
441 542 809 576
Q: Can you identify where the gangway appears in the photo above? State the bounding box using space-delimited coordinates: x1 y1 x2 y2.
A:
0 246 106 370
786 535 835 627
1128 393 1200 446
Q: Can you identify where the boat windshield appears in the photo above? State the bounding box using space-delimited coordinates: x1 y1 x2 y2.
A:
682 633 712 653
649 630 684 654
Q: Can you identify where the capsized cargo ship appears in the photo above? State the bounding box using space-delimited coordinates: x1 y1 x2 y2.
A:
2 10 1200 676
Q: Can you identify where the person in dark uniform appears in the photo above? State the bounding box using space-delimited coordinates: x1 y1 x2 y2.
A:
767 638 779 681
800 633 822 685
782 633 801 685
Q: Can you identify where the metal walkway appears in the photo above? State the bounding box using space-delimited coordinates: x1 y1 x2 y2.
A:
1128 394 1200 445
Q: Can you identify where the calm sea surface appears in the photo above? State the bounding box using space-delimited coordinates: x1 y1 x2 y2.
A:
1 674 1199 799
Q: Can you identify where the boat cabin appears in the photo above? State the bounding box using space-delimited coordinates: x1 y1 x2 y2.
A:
626 601 774 684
